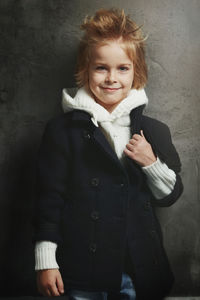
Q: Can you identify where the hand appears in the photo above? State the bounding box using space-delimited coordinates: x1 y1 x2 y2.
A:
124 130 157 167
36 269 64 297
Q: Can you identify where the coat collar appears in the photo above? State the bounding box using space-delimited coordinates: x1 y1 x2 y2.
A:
70 104 146 132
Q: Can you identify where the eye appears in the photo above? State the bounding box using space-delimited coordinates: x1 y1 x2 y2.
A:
119 66 129 71
96 66 106 71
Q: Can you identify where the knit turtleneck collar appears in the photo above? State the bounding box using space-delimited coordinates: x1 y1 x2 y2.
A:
62 86 148 127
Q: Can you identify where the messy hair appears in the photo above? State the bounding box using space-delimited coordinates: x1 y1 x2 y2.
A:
75 8 148 89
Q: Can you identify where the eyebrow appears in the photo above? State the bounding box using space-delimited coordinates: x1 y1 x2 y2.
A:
93 62 132 66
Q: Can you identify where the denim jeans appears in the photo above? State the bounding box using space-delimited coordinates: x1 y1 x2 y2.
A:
66 273 136 300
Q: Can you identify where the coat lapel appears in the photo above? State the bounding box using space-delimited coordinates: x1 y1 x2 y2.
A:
71 106 146 172
71 109 123 168
124 105 147 186
130 104 146 135
93 104 146 168
92 127 122 167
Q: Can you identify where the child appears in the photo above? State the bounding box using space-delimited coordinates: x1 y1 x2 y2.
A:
34 8 183 300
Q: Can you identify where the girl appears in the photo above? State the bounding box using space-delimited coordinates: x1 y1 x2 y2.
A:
34 8 183 300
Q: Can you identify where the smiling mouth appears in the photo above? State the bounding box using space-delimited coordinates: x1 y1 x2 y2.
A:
101 87 121 91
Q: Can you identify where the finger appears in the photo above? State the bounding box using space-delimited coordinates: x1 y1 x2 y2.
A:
126 143 135 151
140 130 146 140
124 147 131 155
46 288 53 297
37 284 46 296
132 134 141 141
129 139 136 146
56 273 65 294
41 287 52 297
50 282 60 297
124 147 134 159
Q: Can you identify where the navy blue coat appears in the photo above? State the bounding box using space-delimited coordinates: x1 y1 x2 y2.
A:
34 104 183 300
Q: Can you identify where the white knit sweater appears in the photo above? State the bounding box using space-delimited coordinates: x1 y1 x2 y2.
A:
35 87 176 270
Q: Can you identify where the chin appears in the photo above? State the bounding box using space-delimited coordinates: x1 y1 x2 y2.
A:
104 96 123 102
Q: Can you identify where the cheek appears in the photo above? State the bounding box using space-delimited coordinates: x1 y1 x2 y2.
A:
122 76 134 88
126 73 134 88
89 73 103 88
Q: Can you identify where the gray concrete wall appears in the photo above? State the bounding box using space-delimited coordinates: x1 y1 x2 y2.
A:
0 0 199 296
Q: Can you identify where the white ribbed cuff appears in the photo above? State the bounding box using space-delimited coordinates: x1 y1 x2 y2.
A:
35 241 59 271
142 157 176 199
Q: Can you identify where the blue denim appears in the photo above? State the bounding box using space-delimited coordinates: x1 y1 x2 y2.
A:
66 273 136 300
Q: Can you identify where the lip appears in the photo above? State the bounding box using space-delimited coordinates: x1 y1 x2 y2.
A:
101 87 121 91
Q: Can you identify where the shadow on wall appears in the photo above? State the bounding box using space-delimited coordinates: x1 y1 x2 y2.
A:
0 134 39 296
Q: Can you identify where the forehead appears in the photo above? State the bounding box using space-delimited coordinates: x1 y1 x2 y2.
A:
90 40 132 63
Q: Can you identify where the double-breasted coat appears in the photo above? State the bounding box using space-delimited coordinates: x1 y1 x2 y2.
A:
34 104 183 300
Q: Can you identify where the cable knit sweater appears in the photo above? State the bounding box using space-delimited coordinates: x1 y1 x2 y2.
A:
35 87 176 270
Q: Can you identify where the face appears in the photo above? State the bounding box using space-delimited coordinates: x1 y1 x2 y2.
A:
88 40 134 112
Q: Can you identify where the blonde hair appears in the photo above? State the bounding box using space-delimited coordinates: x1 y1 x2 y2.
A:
75 8 147 89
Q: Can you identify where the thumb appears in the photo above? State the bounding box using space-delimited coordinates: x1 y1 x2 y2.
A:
56 272 64 294
140 130 145 138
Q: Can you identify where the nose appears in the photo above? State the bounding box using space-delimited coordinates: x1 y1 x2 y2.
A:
105 70 117 84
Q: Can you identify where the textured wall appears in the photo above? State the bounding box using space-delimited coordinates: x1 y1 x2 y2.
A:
0 0 199 296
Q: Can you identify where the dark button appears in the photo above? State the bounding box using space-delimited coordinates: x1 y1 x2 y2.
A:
91 210 100 220
83 130 91 139
149 230 157 238
89 243 97 253
120 183 124 187
144 201 151 211
91 178 99 186
153 257 158 266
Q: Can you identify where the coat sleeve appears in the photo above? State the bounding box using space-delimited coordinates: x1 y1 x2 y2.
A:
143 117 184 207
33 117 70 243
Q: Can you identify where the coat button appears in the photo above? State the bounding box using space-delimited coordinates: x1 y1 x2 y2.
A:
153 258 158 266
83 130 91 139
91 178 99 186
89 243 97 253
149 230 157 238
120 183 124 187
91 210 100 221
144 201 150 211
